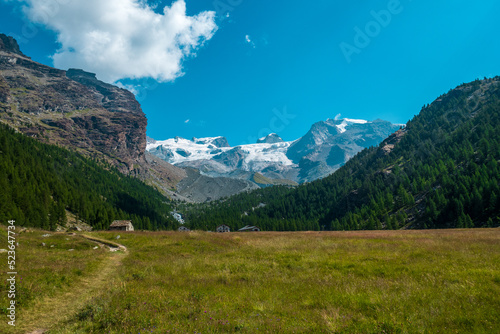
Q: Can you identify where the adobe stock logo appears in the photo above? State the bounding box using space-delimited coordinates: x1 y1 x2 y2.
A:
339 0 412 64
213 0 243 20
8 0 74 46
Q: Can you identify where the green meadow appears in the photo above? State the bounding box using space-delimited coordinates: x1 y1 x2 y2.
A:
1 228 499 333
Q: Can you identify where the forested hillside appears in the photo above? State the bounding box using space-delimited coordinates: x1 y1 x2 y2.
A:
187 78 500 231
183 186 296 231
0 124 176 230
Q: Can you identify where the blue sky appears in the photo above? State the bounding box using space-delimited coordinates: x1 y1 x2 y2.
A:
1 0 500 145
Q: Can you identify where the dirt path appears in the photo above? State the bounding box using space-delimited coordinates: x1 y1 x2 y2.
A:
16 235 128 334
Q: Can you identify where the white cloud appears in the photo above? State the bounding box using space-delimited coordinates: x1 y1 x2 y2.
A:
334 113 342 120
245 34 255 48
115 82 139 95
16 0 218 83
184 119 190 124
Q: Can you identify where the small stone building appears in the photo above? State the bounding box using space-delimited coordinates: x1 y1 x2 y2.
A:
109 220 134 231
178 226 190 232
216 224 231 233
238 225 261 232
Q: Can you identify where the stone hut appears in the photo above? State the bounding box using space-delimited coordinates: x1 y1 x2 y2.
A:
109 220 134 231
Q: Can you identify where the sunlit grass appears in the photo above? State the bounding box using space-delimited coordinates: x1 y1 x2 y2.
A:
54 229 500 333
0 227 109 333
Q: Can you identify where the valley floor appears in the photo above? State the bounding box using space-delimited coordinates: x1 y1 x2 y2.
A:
1 228 499 333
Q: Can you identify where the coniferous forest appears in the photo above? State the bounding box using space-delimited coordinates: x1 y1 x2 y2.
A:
185 78 500 231
0 123 176 231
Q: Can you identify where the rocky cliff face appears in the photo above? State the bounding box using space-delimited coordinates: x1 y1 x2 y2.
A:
0 34 146 172
0 34 25 57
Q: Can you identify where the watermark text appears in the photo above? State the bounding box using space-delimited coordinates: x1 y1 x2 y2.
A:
6 220 16 327
339 0 412 64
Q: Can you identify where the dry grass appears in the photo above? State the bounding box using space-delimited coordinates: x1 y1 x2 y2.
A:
0 228 498 332
50 229 500 333
0 227 112 333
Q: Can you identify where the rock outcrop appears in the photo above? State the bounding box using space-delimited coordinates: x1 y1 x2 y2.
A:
0 34 25 57
257 133 284 144
378 128 407 157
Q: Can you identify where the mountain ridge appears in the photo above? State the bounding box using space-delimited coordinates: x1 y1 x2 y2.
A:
148 118 402 184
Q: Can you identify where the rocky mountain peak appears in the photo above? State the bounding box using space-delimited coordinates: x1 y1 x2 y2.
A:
285 118 401 181
66 68 142 114
257 133 284 144
193 136 230 148
66 68 98 81
0 34 26 57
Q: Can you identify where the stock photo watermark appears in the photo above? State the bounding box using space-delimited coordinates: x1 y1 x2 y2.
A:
241 106 296 145
213 0 243 19
133 79 159 103
6 220 17 327
339 0 412 64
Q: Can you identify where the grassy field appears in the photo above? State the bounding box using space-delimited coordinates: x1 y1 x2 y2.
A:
1 228 500 333
0 227 113 333
0 228 108 310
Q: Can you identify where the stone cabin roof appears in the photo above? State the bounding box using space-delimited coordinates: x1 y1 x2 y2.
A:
110 220 132 227
238 225 260 232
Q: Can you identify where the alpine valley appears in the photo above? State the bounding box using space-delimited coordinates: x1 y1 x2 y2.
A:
0 33 400 204
1 33 499 233
1 2 500 332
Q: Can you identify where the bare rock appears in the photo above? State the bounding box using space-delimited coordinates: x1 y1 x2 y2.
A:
0 34 25 56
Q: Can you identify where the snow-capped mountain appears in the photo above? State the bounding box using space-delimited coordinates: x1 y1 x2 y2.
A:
147 136 296 176
287 118 402 182
257 133 285 144
147 136 230 165
147 118 402 184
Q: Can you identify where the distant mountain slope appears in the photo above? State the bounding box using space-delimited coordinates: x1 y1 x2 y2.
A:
175 168 260 202
186 77 500 231
148 119 401 184
288 118 402 182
